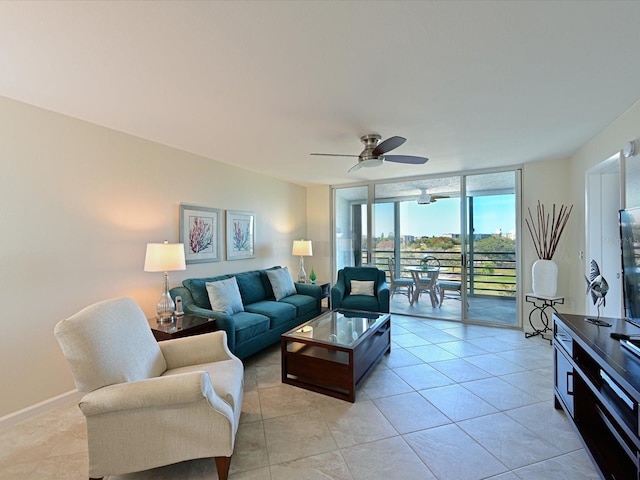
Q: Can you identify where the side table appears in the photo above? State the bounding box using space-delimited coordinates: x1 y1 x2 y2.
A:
524 293 564 342
147 314 216 341
314 281 331 311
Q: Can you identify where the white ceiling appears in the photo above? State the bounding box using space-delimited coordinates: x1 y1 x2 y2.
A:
2 1 640 187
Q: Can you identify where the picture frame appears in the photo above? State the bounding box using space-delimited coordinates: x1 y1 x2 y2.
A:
179 204 221 264
226 210 255 260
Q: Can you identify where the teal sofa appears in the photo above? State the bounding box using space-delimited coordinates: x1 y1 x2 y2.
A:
331 266 390 313
170 267 322 359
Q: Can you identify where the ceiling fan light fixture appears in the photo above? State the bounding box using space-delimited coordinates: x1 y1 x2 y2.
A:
361 158 384 168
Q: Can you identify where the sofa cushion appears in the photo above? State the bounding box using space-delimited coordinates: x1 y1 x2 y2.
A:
279 294 318 318
343 267 380 294
183 275 230 309
266 267 296 301
206 277 244 315
350 280 375 296
244 300 296 329
234 270 269 305
233 312 270 345
340 295 381 312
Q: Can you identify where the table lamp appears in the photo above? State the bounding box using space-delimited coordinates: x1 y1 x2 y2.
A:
144 241 186 322
292 239 313 283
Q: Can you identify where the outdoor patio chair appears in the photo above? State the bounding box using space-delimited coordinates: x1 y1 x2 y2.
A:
388 257 414 301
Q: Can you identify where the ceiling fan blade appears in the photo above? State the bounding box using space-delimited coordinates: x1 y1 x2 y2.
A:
348 162 364 173
372 136 406 156
310 153 359 157
384 155 429 164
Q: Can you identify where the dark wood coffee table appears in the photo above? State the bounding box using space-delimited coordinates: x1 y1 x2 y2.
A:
281 309 391 402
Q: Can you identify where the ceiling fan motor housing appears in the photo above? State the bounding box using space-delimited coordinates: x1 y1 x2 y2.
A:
359 134 382 161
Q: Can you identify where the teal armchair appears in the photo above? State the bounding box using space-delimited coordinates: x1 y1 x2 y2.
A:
331 266 390 313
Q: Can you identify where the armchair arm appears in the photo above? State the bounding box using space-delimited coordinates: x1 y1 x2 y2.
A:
377 280 390 313
79 371 233 421
159 331 236 369
331 281 346 309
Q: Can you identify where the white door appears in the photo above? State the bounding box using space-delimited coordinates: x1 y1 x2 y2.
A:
586 152 624 317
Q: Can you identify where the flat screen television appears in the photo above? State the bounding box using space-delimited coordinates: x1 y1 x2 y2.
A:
620 207 640 327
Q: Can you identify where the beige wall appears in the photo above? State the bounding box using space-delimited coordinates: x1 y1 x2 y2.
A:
521 158 574 315
492 96 640 319
566 99 640 315
306 185 332 284
0 96 309 417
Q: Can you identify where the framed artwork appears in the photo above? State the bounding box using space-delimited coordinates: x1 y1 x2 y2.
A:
226 210 255 260
179 204 221 264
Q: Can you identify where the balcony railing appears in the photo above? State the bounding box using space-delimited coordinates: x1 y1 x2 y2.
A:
368 249 516 297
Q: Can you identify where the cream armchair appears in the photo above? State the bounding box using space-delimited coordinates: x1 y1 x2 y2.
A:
54 297 244 480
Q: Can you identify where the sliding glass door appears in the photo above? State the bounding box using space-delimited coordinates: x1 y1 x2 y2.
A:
334 185 368 271
373 178 463 318
332 169 520 327
463 171 519 326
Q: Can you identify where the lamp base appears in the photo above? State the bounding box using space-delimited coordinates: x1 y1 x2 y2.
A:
156 315 175 324
297 256 307 283
156 272 176 322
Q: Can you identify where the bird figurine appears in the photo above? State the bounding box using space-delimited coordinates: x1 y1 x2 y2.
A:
585 260 609 318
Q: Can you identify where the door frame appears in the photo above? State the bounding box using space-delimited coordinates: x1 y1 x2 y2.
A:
585 151 625 317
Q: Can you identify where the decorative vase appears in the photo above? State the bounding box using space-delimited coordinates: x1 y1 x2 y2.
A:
309 268 317 284
532 259 558 297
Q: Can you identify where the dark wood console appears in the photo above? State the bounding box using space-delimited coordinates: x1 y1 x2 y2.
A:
553 312 640 480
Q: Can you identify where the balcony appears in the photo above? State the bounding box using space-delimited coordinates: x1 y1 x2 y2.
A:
371 249 517 325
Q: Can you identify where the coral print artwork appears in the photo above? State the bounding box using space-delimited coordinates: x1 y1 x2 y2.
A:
179 204 221 264
189 215 215 254
232 219 250 252
226 210 255 260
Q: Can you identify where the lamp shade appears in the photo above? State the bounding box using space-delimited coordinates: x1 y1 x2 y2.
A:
144 242 186 272
292 240 313 257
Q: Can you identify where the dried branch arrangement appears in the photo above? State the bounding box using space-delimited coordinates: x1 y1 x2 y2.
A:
525 201 573 260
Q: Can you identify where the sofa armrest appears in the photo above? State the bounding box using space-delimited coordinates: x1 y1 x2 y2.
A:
175 303 237 353
79 371 233 421
295 282 322 299
159 331 237 369
170 287 229 324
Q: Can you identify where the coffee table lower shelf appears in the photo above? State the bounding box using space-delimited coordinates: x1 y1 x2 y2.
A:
281 314 391 402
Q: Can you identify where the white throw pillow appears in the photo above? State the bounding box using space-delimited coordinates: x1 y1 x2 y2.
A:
206 277 245 315
266 266 297 301
350 280 375 296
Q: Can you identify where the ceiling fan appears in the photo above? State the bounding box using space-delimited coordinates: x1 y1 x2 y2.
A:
417 188 449 205
310 134 429 173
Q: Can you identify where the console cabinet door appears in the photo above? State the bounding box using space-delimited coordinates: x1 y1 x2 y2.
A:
555 346 574 417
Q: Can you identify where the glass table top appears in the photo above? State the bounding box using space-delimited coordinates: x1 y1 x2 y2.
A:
285 309 389 347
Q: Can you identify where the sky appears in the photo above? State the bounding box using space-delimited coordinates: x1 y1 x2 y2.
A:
373 194 516 238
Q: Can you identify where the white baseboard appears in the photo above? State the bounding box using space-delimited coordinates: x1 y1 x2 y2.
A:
0 390 83 431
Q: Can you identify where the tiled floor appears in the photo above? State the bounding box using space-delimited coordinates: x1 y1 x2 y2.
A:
0 315 600 480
